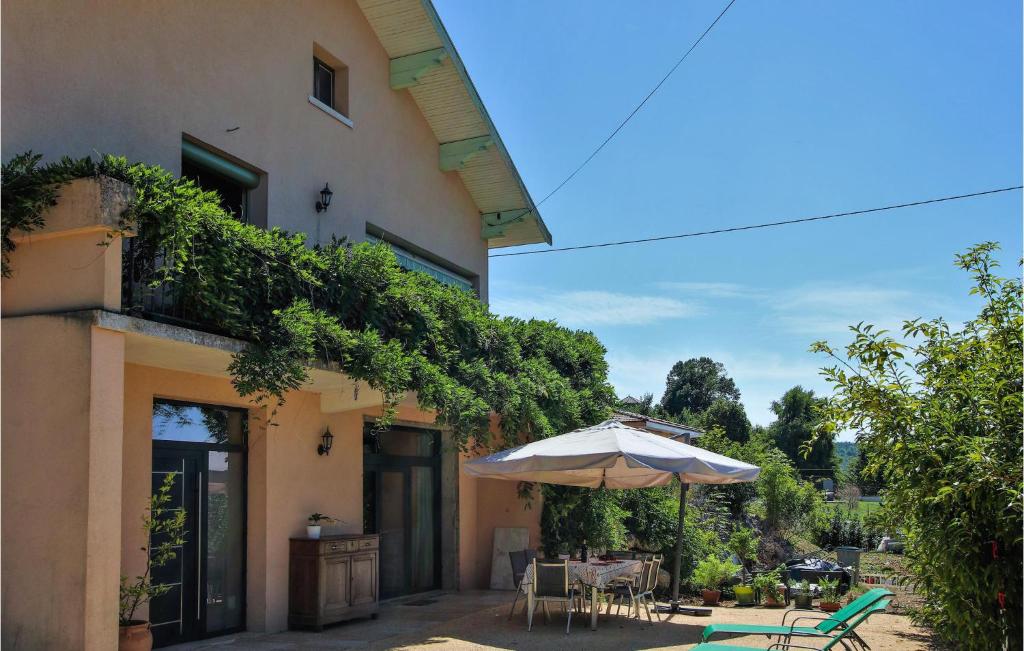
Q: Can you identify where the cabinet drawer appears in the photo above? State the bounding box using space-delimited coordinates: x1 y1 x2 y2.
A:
357 537 378 550
322 540 357 554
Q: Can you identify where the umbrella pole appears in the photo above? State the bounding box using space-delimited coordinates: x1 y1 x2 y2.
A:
670 480 689 610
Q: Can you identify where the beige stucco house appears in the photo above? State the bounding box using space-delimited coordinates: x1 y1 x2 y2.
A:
1 1 551 648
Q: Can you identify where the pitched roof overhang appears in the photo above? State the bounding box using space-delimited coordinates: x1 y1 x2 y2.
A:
356 0 551 249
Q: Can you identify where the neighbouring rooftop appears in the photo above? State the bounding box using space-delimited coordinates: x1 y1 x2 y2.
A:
612 408 704 439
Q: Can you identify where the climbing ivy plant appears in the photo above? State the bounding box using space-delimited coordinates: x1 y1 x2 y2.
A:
1 152 615 448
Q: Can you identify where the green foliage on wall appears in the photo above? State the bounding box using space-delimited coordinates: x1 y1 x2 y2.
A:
1 152 616 450
0 152 96 276
811 243 1022 650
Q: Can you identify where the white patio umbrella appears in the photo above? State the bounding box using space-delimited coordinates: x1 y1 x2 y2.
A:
463 419 760 607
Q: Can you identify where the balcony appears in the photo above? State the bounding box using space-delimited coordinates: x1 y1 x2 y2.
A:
121 236 224 334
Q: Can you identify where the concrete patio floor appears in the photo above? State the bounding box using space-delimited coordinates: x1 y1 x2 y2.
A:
166 590 934 650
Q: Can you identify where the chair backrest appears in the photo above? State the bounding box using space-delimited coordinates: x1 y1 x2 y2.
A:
821 599 891 649
509 550 527 584
525 549 538 563
646 558 662 592
815 588 894 633
533 559 569 598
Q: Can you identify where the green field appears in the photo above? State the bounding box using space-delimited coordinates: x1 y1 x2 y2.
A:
824 500 881 516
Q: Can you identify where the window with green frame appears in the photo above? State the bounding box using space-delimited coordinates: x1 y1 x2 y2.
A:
365 234 473 292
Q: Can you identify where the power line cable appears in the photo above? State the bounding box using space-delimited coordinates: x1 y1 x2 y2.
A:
490 186 1023 258
526 0 738 213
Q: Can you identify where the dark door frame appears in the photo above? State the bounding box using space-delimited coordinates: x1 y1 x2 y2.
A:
363 423 443 599
150 399 248 648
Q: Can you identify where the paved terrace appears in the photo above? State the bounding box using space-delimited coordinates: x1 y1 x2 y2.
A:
168 590 933 650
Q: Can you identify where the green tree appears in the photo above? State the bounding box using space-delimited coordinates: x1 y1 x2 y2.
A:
848 447 884 495
752 451 823 533
769 386 835 479
701 397 752 443
661 357 741 416
811 243 1022 650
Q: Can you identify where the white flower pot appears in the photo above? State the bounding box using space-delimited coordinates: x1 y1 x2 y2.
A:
307 525 322 539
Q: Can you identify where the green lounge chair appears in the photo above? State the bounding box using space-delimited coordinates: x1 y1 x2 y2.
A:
690 598 892 651
700 588 893 651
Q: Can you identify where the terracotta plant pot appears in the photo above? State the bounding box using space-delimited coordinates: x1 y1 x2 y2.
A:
820 601 841 613
764 594 785 608
701 589 722 606
119 621 152 651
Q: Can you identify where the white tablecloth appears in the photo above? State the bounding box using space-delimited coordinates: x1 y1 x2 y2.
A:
522 559 642 589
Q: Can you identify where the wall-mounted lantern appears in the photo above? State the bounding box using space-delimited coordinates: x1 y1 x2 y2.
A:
317 427 334 456
315 183 333 213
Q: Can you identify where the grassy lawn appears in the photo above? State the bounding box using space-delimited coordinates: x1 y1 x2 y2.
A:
824 499 881 517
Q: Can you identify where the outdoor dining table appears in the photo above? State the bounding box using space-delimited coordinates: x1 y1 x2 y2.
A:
522 558 644 630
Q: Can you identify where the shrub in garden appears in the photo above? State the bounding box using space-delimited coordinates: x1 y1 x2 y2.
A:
812 243 1022 649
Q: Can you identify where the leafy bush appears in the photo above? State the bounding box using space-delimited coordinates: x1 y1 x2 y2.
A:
692 555 741 590
0 152 96 276
812 243 1022 649
727 526 758 570
818 576 841 603
539 486 629 557
753 566 784 601
619 486 680 552
814 509 883 550
751 451 824 533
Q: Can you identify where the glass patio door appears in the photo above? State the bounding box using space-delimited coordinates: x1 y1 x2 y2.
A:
363 425 441 599
149 400 247 647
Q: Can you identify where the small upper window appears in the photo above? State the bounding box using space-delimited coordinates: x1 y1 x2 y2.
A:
311 44 350 123
314 57 335 108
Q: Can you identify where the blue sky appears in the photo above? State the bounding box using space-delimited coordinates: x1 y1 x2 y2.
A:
434 0 1022 435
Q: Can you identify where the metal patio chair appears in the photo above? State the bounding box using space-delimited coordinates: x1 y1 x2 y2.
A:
508 549 537 618
633 556 663 622
527 559 577 634
604 558 650 619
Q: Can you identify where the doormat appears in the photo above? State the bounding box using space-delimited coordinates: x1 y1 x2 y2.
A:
403 598 438 607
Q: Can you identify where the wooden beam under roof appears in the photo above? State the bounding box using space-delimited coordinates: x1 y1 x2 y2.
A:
389 47 449 89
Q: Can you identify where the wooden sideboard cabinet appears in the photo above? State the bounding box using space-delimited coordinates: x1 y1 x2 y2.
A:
288 534 380 630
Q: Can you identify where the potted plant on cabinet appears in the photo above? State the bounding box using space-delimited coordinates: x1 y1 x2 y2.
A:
120 473 187 651
753 567 786 607
819 577 842 612
307 513 331 539
789 578 814 609
692 555 741 606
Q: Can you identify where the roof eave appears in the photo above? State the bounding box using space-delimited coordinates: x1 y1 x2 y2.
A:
417 0 550 248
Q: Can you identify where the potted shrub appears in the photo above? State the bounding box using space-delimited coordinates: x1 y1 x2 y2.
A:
692 556 741 606
120 473 187 651
790 579 813 609
307 512 332 539
819 577 842 612
753 567 786 607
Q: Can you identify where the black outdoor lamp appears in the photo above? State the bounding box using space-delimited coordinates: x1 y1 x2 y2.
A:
315 183 333 213
317 427 334 456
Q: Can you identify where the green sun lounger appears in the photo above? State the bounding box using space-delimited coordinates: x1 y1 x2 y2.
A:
691 598 892 651
700 587 893 649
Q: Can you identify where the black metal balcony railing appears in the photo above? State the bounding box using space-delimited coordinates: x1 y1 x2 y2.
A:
121 238 218 333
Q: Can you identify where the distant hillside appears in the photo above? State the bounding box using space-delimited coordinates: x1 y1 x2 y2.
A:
834 441 858 472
